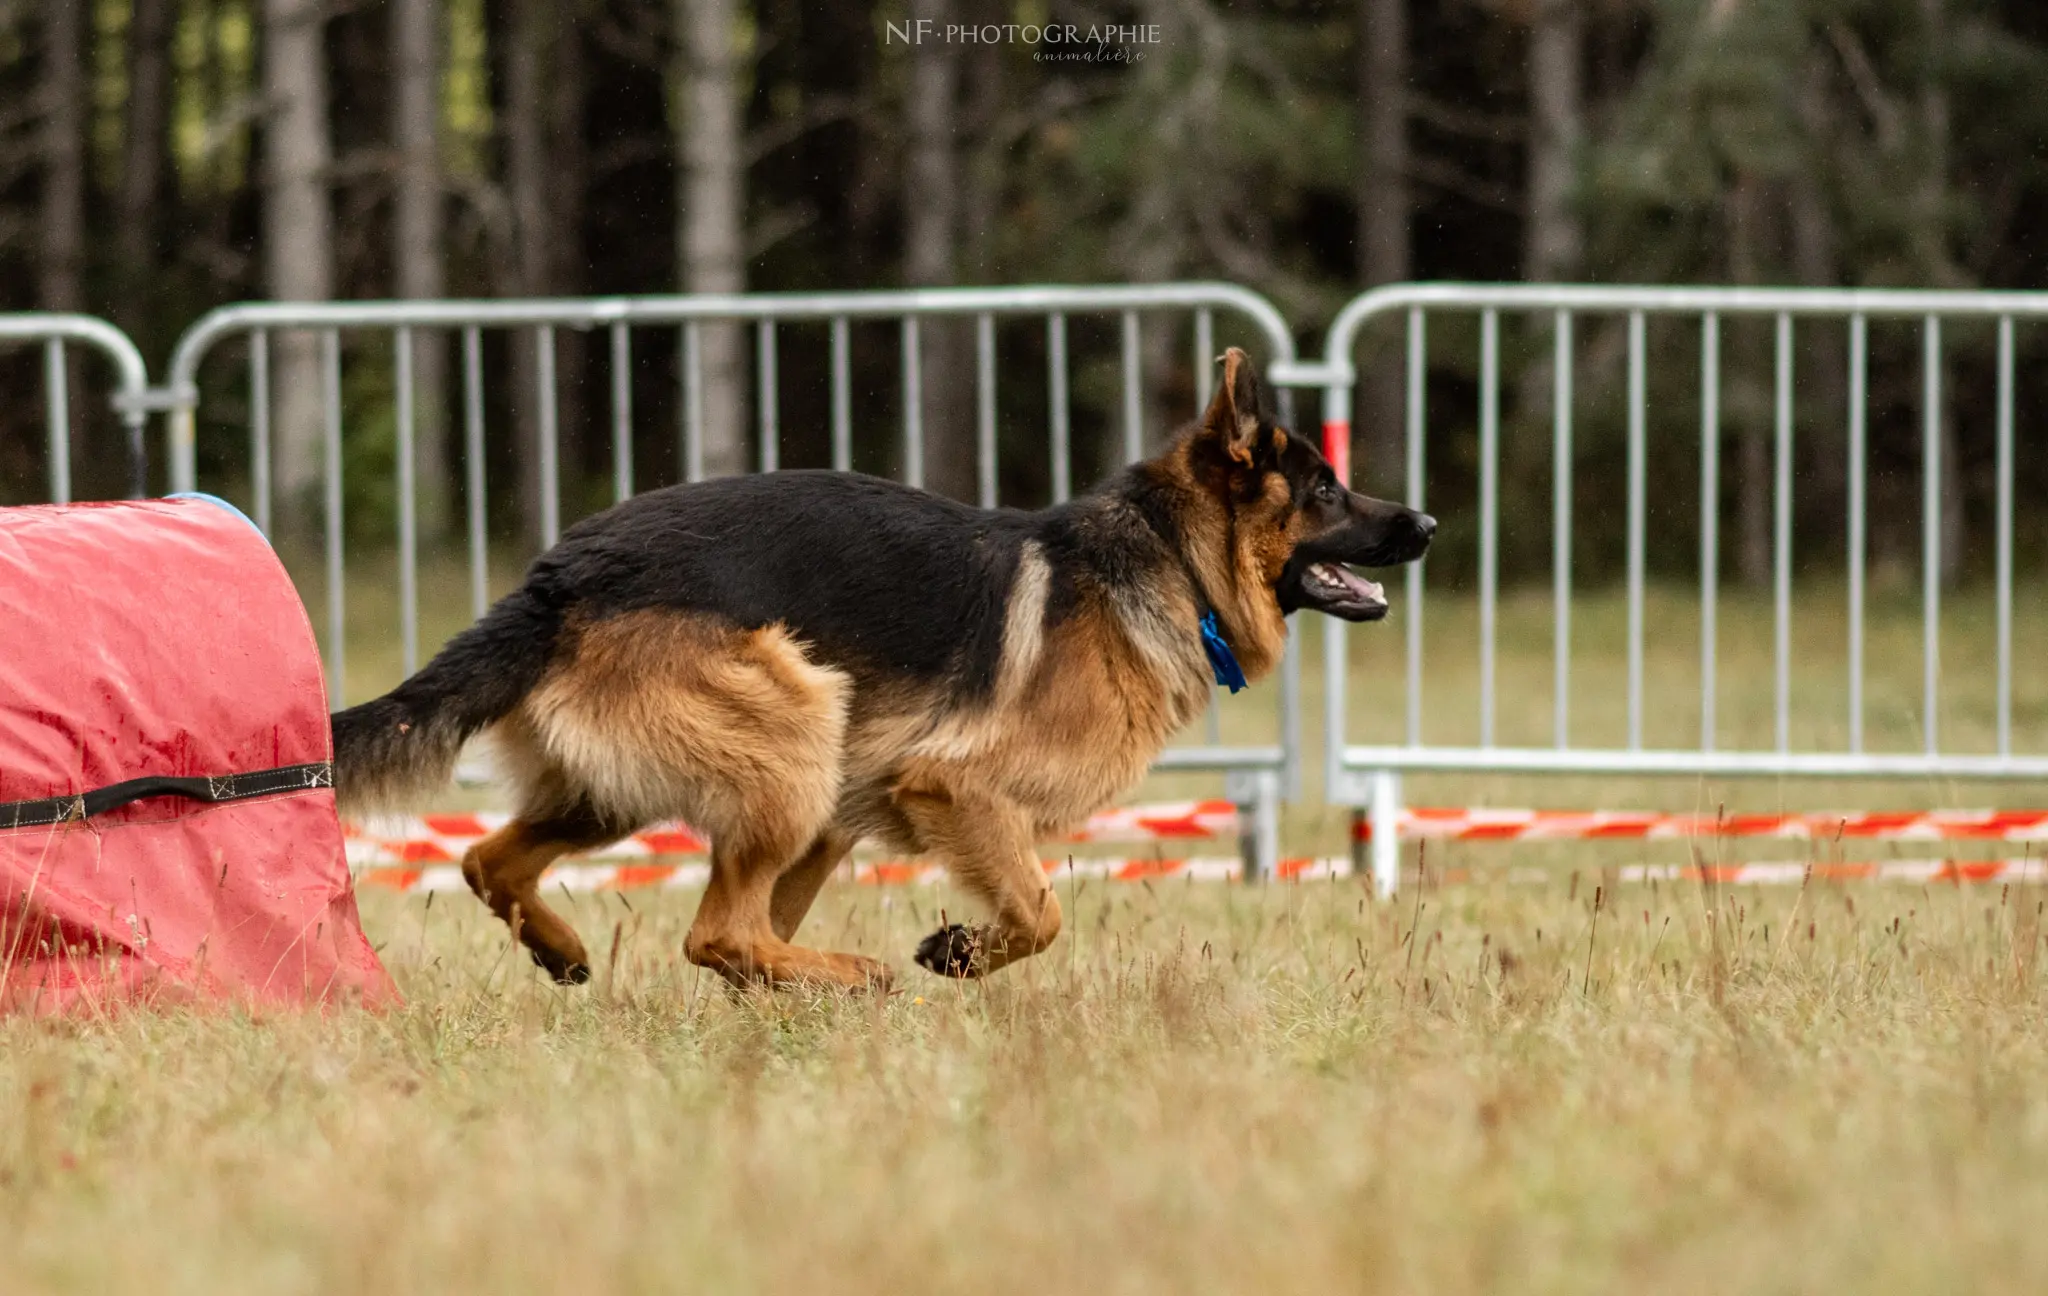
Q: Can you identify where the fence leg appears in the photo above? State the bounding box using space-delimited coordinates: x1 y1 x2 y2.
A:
1369 770 1403 898
1230 770 1281 883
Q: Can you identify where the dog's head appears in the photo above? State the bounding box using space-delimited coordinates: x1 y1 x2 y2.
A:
1190 347 1434 623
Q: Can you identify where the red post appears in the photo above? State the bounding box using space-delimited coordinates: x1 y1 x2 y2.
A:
1321 418 1352 486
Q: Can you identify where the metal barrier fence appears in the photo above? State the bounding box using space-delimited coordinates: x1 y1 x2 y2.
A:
0 314 153 501
160 284 1305 876
1318 285 2048 895
26 281 2047 893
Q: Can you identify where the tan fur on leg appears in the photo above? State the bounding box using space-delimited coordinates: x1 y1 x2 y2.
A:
510 613 889 990
770 828 857 942
685 828 890 991
462 815 616 983
894 773 1063 977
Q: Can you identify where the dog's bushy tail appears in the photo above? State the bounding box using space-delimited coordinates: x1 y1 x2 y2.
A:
330 588 563 815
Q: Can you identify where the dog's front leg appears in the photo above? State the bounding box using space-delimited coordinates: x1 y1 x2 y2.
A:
892 772 1062 977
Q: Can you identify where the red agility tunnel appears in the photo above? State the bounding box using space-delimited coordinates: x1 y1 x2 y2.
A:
0 496 396 1013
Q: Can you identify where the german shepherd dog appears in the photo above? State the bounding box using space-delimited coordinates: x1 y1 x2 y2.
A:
333 348 1433 990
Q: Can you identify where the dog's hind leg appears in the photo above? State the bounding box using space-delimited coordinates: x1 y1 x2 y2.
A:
461 799 622 984
893 773 1062 977
521 612 886 991
769 827 857 942
687 823 888 991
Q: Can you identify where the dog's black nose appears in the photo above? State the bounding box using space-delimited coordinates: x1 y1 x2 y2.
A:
1414 513 1437 540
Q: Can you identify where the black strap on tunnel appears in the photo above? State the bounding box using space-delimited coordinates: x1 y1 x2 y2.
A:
0 762 333 832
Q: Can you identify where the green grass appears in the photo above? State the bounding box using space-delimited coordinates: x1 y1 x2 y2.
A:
5 878 2048 1293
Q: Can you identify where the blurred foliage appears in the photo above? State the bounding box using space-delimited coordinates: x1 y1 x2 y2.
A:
3 0 2047 580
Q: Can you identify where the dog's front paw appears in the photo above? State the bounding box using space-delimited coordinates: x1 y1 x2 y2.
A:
914 924 981 977
529 946 592 986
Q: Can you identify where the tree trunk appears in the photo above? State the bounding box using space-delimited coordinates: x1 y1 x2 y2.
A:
119 0 174 317
677 0 748 479
506 0 551 543
38 0 85 498
956 0 1004 282
1524 0 1584 283
1356 0 1409 494
1919 0 1963 582
1124 0 1195 479
1728 172 1771 590
263 0 336 536
905 0 973 500
957 10 1003 289
1788 48 1846 541
956 0 1007 486
1517 0 1583 546
551 13 591 491
39 0 85 315
392 0 450 542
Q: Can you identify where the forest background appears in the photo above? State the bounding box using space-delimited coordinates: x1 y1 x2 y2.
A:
4 0 2046 590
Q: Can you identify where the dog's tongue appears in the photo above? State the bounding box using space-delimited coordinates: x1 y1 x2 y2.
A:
1318 562 1385 606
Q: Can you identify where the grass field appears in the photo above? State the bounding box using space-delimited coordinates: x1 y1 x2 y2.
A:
5 877 2048 1293
6 555 2037 1293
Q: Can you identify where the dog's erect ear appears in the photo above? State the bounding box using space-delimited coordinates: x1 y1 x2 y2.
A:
1203 346 1262 467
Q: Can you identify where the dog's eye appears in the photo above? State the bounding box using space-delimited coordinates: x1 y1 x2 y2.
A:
1316 480 1339 503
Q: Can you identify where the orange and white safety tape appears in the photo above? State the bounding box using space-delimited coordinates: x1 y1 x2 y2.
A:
350 854 2044 894
343 798 1242 868
355 854 1326 894
1354 808 2048 842
341 800 2048 893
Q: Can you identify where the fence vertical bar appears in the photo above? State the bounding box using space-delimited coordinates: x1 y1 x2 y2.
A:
395 327 419 676
1848 314 1867 753
250 329 272 533
1997 315 2015 758
1774 313 1794 754
1627 311 1647 751
1553 311 1573 749
756 321 779 473
1370 770 1403 899
124 404 146 499
171 365 196 494
901 318 923 488
1121 310 1143 464
1479 309 1499 747
611 322 633 502
1048 312 1070 503
1700 313 1720 752
831 317 852 472
1406 308 1427 747
43 339 69 504
683 322 704 483
1924 316 1942 755
537 326 560 548
321 330 345 706
463 326 488 622
1322 376 1354 804
975 313 997 507
1194 310 1214 410
1236 772 1281 884
1281 624 1303 798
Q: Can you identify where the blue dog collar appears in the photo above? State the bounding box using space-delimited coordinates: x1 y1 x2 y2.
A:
1200 611 1247 694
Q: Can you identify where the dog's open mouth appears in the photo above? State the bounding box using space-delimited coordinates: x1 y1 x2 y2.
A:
1295 561 1388 621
